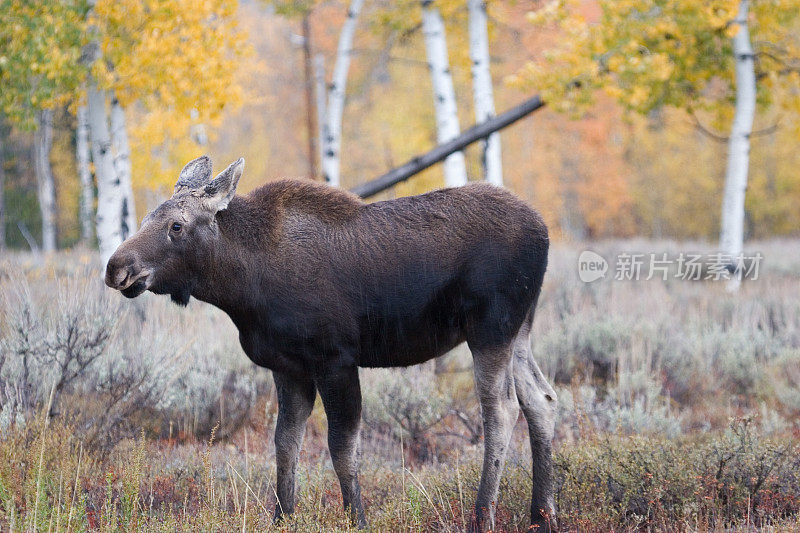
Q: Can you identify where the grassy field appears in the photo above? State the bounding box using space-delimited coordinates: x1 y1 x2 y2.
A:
1 240 799 532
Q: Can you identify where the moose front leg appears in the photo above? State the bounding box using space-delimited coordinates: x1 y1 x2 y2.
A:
273 372 317 522
316 365 367 528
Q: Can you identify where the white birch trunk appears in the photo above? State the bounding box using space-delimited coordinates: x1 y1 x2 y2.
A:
321 0 364 187
468 0 503 186
422 1 467 188
88 83 123 266
76 105 94 244
33 109 57 252
110 94 136 239
719 0 756 289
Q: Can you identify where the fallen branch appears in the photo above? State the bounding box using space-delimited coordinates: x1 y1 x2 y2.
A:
351 95 545 198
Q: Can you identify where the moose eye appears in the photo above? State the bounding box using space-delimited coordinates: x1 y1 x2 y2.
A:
171 222 183 233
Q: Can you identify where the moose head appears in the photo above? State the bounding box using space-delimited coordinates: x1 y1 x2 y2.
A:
105 156 244 306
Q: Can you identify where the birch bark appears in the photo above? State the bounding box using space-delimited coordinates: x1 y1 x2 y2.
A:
320 0 364 187
76 105 94 244
33 109 57 252
468 0 502 186
110 93 136 239
88 83 123 265
83 0 123 264
719 0 756 288
422 1 467 187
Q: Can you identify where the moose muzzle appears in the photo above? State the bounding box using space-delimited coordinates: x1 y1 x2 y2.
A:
105 248 152 298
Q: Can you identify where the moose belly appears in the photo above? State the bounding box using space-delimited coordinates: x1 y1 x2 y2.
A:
356 283 470 368
358 325 465 367
236 327 319 378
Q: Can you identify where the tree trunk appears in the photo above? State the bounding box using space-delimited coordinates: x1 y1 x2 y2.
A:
719 0 756 289
468 0 502 186
33 109 57 252
88 83 123 266
110 93 137 240
302 13 318 179
76 105 94 244
321 0 364 187
82 0 124 264
422 1 467 187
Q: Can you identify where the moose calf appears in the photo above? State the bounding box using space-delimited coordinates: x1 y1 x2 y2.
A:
105 156 557 531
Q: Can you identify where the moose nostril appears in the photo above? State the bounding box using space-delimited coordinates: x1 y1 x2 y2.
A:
105 252 136 289
105 263 125 289
115 269 130 287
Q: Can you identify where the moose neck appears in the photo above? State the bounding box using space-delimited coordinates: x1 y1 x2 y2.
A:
190 196 274 324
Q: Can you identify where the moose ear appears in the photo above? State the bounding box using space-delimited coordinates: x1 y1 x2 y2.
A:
175 155 213 192
203 158 244 212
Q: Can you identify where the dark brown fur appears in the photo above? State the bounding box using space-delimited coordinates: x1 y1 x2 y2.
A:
105 157 558 532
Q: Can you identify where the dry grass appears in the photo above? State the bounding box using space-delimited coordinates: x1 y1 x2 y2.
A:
1 239 799 531
1 414 798 532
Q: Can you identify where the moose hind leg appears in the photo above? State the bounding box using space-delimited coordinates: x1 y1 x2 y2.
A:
316 365 367 528
469 343 519 532
273 372 317 522
513 323 558 531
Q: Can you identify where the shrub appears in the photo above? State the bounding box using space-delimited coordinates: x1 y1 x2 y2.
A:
0 272 118 429
767 349 800 414
362 366 451 464
555 371 683 439
0 269 272 448
534 315 631 385
555 417 800 531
